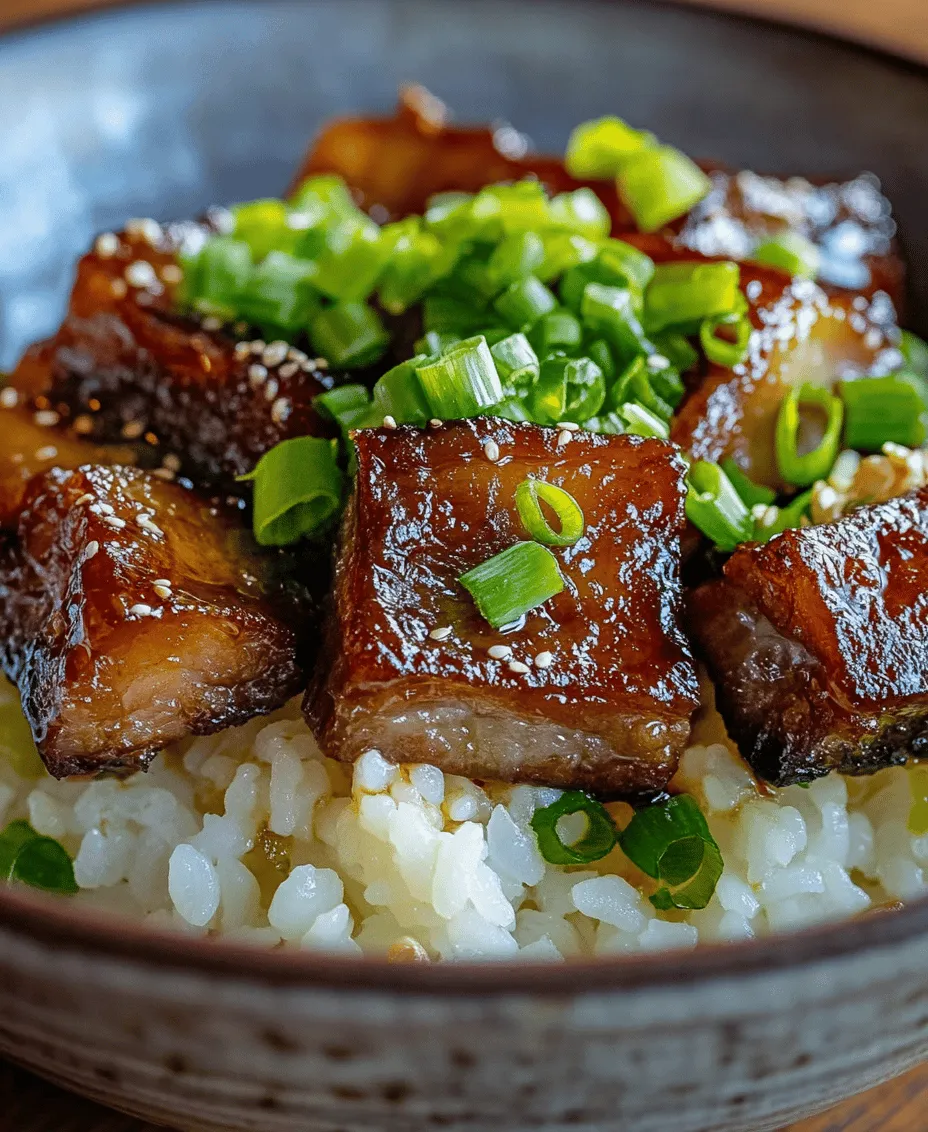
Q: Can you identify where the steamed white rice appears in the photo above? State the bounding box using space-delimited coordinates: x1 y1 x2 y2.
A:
1 673 926 960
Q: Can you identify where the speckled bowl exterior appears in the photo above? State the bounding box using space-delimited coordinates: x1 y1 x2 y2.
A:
1 3 928 1130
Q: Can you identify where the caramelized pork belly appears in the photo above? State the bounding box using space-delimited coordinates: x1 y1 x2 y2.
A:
8 224 333 489
293 85 629 226
689 489 928 785
674 168 904 306
0 399 138 526
670 270 900 490
0 465 306 777
307 420 699 794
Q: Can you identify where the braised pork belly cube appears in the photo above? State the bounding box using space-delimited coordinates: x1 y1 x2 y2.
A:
673 168 905 307
670 267 900 490
0 398 138 526
8 224 334 490
689 488 928 785
0 464 307 778
306 419 699 794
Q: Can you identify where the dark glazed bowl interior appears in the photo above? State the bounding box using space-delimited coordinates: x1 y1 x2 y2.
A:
1 0 928 987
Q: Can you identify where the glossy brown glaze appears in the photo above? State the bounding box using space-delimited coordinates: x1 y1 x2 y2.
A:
673 167 905 307
8 224 334 490
0 464 307 777
670 270 901 489
0 400 139 527
306 418 699 794
292 85 630 227
689 488 928 784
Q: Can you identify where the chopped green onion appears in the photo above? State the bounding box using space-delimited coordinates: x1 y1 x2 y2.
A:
645 261 742 335
586 338 616 382
515 479 585 546
537 233 599 283
775 383 844 486
289 174 361 221
597 239 657 297
309 303 389 369
490 333 540 387
839 376 928 451
580 283 650 364
752 231 821 279
700 312 752 368
565 116 653 179
530 356 606 425
488 231 547 285
181 236 253 317
311 217 390 301
459 541 565 629
685 461 753 551
530 792 618 865
618 402 669 439
415 336 504 419
654 332 699 374
231 198 300 260
616 357 673 421
312 384 372 425
617 146 712 233
901 330 928 378
753 488 813 542
548 188 611 241
649 363 685 410
240 437 345 546
471 180 551 238
493 276 558 331
423 295 490 336
0 820 78 895
492 395 533 423
721 458 776 509
373 359 432 425
619 795 723 911
235 252 320 331
530 308 583 356
583 410 626 435
377 219 449 313
415 330 461 357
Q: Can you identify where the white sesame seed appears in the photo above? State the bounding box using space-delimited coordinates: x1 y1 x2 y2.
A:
128 603 153 617
94 232 120 258
262 341 289 368
121 420 145 440
263 378 280 402
314 357 329 370
556 429 572 448
554 421 580 432
0 387 19 409
487 644 512 660
534 651 554 669
111 279 128 299
249 340 267 356
161 264 184 285
248 363 268 386
429 418 442 428
483 439 500 463
94 502 115 515
816 484 839 511
154 584 173 599
153 578 172 587
74 494 95 507
383 415 398 430
287 348 309 364
34 446 58 461
202 315 222 332
162 453 182 472
646 354 671 372
271 397 291 424
125 260 159 289
508 660 531 675
234 341 252 360
34 409 60 427
137 515 163 536
126 218 163 246
104 516 127 530
278 361 299 380
429 626 452 641
83 540 100 561
73 414 94 435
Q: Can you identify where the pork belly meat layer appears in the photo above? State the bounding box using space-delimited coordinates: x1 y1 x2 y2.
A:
689 488 928 785
8 226 334 489
669 269 900 490
307 420 700 794
0 465 306 777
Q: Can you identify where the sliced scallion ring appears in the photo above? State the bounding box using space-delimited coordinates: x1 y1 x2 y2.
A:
515 479 585 547
240 436 345 546
700 312 752 368
775 383 844 487
530 791 618 865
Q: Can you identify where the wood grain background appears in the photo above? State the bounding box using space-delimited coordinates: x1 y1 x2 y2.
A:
0 0 926 1128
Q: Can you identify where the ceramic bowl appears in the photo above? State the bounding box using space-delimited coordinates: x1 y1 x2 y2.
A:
1 3 928 1130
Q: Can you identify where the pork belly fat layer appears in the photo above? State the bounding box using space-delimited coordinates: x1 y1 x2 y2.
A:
0 465 306 777
8 226 334 489
670 271 901 490
689 489 928 785
307 419 700 794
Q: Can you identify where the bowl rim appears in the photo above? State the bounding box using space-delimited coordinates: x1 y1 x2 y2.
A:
2 0 928 994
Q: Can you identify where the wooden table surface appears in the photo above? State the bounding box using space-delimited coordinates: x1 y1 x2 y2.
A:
1 0 927 1129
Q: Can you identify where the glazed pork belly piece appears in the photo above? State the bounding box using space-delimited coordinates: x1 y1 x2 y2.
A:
0 463 307 778
689 488 928 786
7 222 334 490
668 264 901 490
306 419 700 795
